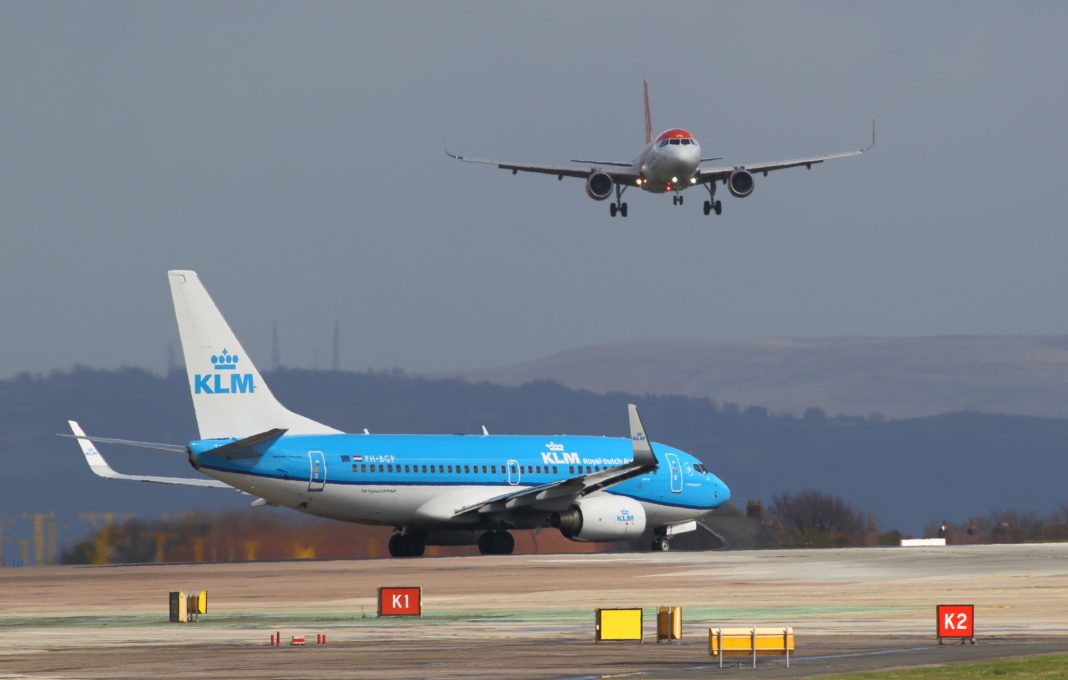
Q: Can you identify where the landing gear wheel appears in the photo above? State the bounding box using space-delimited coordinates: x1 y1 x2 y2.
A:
714 200 722 215
478 530 515 555
678 195 684 205
703 200 711 216
388 532 426 558
651 537 671 552
620 202 628 217
610 203 618 217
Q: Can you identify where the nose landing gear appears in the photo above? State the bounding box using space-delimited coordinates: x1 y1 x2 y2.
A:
672 194 685 206
651 535 672 552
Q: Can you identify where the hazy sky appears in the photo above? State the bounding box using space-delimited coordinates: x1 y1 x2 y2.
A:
3 2 1068 378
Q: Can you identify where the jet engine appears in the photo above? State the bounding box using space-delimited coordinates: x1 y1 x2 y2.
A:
728 168 755 198
551 495 647 542
585 171 614 201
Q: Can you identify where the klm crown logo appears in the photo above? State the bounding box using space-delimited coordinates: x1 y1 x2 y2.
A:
194 348 255 395
212 349 240 370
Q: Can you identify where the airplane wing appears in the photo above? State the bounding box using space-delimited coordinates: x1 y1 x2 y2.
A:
65 420 231 488
446 148 639 182
697 123 875 183
452 404 658 517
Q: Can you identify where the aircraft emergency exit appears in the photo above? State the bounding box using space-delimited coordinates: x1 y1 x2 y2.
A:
447 81 873 217
64 271 730 557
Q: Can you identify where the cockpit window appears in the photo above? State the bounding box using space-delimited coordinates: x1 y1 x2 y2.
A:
669 138 681 145
657 140 668 148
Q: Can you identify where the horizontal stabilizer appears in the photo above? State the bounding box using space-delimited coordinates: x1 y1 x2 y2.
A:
200 428 287 460
58 432 187 454
67 421 230 489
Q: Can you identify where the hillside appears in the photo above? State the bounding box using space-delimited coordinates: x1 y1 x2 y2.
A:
436 336 1068 419
3 367 1067 551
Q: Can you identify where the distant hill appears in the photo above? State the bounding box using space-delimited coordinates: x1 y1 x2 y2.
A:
3 366 1068 551
435 336 1068 419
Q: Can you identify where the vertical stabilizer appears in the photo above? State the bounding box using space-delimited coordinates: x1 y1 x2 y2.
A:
168 270 342 439
643 80 653 144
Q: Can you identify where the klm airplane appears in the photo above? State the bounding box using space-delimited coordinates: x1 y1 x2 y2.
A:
66 271 730 557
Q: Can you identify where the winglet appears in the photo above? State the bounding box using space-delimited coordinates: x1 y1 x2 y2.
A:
443 137 463 160
627 404 657 467
69 420 122 479
863 119 876 152
643 80 653 144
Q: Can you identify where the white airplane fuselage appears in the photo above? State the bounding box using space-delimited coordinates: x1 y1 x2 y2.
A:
633 129 702 194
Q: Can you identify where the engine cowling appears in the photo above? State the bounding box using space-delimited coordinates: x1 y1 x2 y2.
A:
585 171 614 201
551 495 647 542
728 168 755 198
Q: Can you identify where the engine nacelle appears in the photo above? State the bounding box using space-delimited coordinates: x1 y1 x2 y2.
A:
551 495 647 542
728 168 755 198
585 171 614 201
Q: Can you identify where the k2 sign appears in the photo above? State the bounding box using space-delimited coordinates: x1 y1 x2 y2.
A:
936 604 975 644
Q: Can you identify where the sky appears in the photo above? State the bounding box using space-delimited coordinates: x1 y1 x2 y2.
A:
3 2 1068 378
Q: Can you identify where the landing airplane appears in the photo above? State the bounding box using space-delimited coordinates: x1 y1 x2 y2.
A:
64 271 730 557
447 81 873 217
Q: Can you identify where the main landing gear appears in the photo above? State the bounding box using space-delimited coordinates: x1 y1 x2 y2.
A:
609 184 629 218
702 182 722 216
388 530 426 558
478 529 515 555
672 194 684 205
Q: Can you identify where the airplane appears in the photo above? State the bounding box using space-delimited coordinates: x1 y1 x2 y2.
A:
64 270 731 557
447 81 873 217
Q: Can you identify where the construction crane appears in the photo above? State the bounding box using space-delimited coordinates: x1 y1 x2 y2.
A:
78 512 135 565
21 512 55 565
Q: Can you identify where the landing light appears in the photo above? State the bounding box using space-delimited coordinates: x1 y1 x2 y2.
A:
671 176 678 183
636 178 643 186
690 177 697 184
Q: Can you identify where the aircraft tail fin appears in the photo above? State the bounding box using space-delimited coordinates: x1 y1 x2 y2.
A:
168 270 342 439
643 80 653 144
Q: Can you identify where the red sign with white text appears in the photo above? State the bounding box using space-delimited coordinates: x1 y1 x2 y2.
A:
937 604 974 638
378 587 422 616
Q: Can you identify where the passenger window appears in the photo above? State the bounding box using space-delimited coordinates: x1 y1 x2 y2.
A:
510 465 517 474
430 465 436 473
387 464 393 473
422 464 428 473
482 465 488 474
447 465 453 473
586 466 592 473
351 464 358 473
361 463 367 472
535 465 541 474
569 466 575 474
553 466 558 474
404 464 410 473
491 465 497 474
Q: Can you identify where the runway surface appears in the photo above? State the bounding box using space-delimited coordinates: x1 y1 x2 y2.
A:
1 544 1066 678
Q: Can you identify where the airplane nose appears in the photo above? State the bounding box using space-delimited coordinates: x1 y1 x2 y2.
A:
714 478 731 505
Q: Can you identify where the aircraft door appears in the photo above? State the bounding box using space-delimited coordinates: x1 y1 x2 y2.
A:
664 453 683 493
308 451 326 492
506 459 521 486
